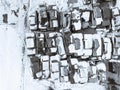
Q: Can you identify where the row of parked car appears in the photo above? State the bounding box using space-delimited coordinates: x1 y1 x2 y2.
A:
30 54 106 84
26 31 120 60
28 3 120 33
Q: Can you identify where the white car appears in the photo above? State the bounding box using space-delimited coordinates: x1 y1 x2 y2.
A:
26 38 34 49
27 49 36 56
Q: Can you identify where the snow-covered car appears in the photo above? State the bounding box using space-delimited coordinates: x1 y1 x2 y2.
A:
113 36 120 56
71 8 81 31
93 34 102 57
60 60 69 82
41 55 49 62
26 32 35 49
70 58 78 65
29 12 38 31
102 37 112 60
30 56 41 79
112 7 119 16
60 11 71 28
26 32 36 56
50 55 60 73
35 33 45 54
56 36 66 59
81 34 93 58
49 20 58 28
27 49 36 56
39 7 48 29
82 0 91 5
51 72 59 80
93 7 103 26
68 33 83 56
114 15 120 30
47 32 58 54
78 61 89 83
26 38 34 49
51 60 59 73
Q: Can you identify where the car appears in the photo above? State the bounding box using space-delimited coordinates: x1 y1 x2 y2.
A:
102 37 112 60
113 36 120 56
60 11 71 28
70 58 78 65
60 60 68 67
82 49 92 59
82 34 93 58
35 33 45 54
50 20 58 28
26 38 34 49
51 60 59 72
50 55 60 73
93 7 103 26
71 8 81 31
26 32 36 56
51 72 59 80
112 7 119 16
78 61 89 83
39 5 48 28
84 34 93 49
60 60 69 81
92 34 102 57
46 32 58 54
56 36 66 59
30 56 41 79
26 32 35 49
41 55 49 62
114 15 120 31
68 33 83 56
29 12 38 31
82 0 91 5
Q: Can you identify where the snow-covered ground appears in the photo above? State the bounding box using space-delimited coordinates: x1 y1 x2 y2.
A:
0 25 23 90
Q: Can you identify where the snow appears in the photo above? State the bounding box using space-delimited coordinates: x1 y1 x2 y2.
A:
0 25 23 90
55 83 105 90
